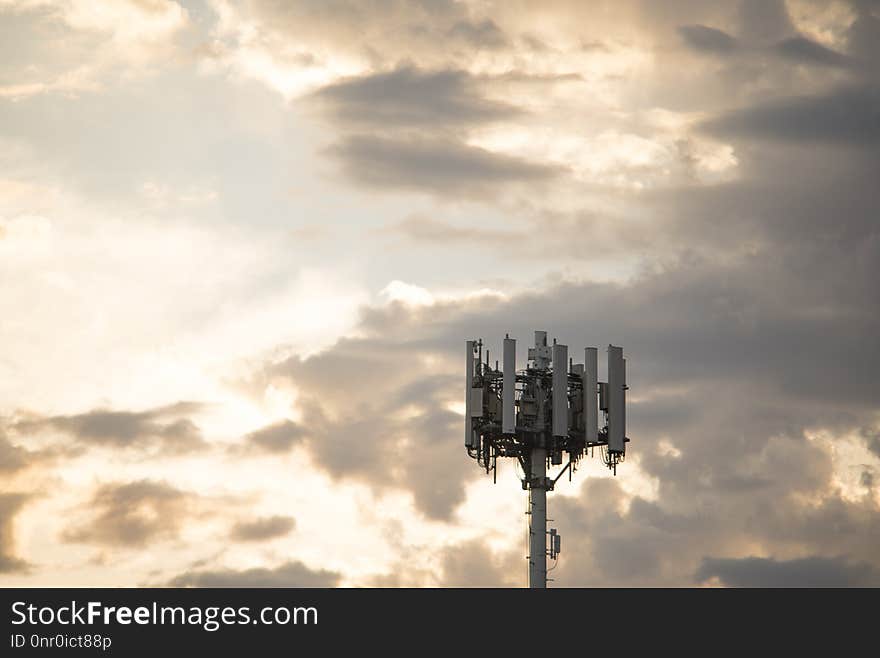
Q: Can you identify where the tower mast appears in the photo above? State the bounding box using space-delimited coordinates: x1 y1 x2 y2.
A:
528 444 547 588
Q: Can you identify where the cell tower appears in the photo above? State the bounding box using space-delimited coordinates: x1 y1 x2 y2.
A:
465 331 630 588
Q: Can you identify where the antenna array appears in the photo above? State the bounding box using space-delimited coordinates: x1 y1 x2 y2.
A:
465 330 631 588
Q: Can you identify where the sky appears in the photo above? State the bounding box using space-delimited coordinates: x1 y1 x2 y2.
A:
1 0 878 587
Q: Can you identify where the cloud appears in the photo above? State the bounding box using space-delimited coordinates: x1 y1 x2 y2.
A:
326 134 562 197
311 66 567 198
370 538 521 587
677 25 738 54
695 556 880 587
863 428 880 459
0 430 61 474
702 85 880 144
3 0 880 589
251 177 880 568
209 0 502 68
34 0 188 42
13 402 208 455
434 539 521 588
230 515 296 542
0 0 188 100
202 0 534 102
243 419 305 453
447 19 508 50
0 492 31 573
676 22 850 83
384 214 521 245
312 67 518 128
847 1 880 67
249 38 880 553
774 36 849 68
350 252 879 411
737 0 795 44
168 560 340 587
542 425 880 586
0 434 30 474
62 480 194 547
254 338 471 520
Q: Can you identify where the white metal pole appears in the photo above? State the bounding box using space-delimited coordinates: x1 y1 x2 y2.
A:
529 446 547 588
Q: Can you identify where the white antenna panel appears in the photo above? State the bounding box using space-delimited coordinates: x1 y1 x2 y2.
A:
552 343 568 437
471 387 483 418
585 347 598 442
502 337 516 434
465 340 476 447
607 344 625 453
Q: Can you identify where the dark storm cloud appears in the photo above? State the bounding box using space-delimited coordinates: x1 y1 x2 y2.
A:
13 402 208 455
312 67 518 128
695 556 880 587
702 85 880 144
230 515 296 542
0 493 30 573
774 37 850 68
677 25 738 54
326 135 561 197
168 560 340 587
63 480 193 547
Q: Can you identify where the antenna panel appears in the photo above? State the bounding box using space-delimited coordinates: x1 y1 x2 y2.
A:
552 343 568 437
465 341 476 447
584 347 598 442
471 387 483 418
607 345 625 453
502 337 516 434
623 357 627 447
